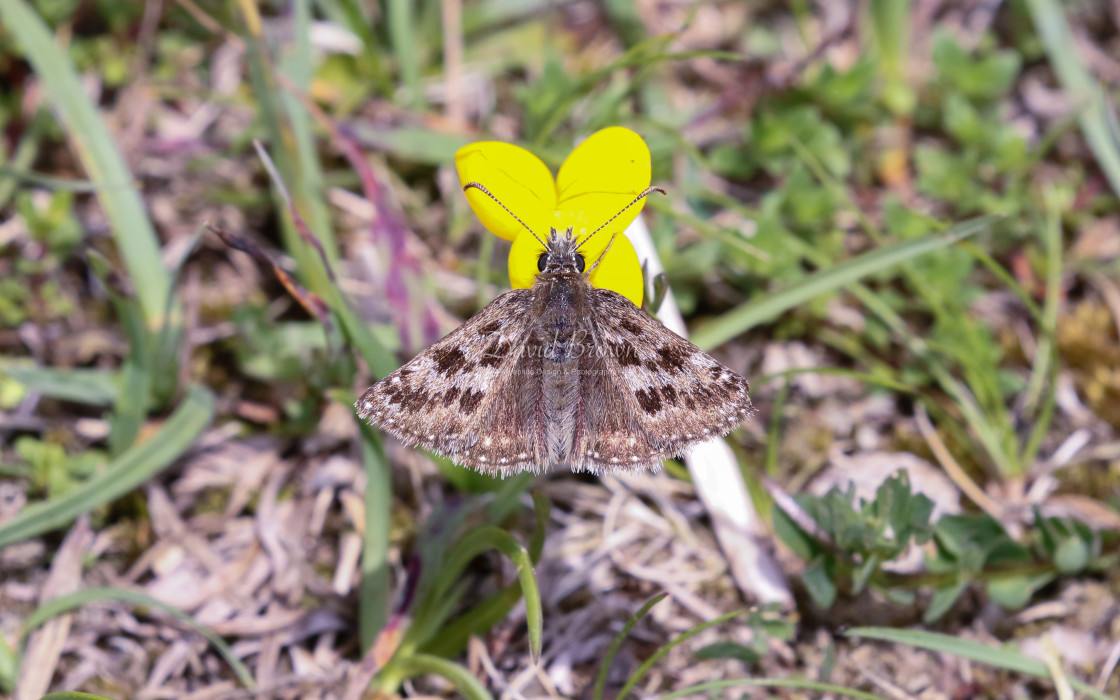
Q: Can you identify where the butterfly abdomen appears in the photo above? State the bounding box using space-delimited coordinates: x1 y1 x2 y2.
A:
532 276 586 464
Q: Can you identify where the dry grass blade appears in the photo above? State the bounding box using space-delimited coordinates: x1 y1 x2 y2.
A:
16 517 92 700
914 405 1005 522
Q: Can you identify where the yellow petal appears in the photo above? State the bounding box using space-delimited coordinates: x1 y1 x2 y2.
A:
455 141 556 241
587 231 644 307
554 126 652 254
507 229 547 291
507 229 644 308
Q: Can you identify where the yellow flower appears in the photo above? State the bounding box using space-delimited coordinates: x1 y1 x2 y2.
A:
454 127 651 307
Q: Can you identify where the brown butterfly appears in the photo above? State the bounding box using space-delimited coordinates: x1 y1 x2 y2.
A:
356 184 752 475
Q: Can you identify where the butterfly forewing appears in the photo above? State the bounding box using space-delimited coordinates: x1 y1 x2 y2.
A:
356 289 548 473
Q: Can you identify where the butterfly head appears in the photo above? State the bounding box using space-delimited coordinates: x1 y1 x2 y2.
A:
536 228 585 274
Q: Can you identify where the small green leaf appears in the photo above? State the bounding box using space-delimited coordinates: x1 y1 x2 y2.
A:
924 581 968 623
802 557 837 609
851 554 878 595
932 34 1021 100
1054 537 1089 574
987 573 1056 609
772 504 819 560
883 588 916 605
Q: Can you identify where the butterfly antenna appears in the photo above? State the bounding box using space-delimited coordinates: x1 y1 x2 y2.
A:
462 182 550 250
574 185 666 253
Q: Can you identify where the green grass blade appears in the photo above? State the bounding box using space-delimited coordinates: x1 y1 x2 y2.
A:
358 424 391 653
655 678 889 700
452 527 543 661
528 492 550 564
1022 192 1062 419
1024 0 1120 199
404 525 543 662
41 693 115 700
388 654 492 700
22 586 252 688
238 5 332 302
754 366 917 395
617 607 748 700
107 360 151 456
846 627 1112 700
280 0 339 266
765 379 791 478
419 494 550 659
0 166 104 193
691 217 996 350
387 0 422 108
0 363 119 406
0 631 15 694
0 386 214 548
593 592 668 700
418 584 521 660
0 125 43 208
0 0 171 331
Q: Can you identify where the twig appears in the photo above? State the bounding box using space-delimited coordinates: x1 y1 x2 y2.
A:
206 223 333 329
1097 634 1120 692
252 140 338 283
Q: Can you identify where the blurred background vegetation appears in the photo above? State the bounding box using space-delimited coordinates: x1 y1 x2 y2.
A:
0 0 1119 698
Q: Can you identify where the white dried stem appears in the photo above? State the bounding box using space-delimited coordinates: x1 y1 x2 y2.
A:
624 214 793 607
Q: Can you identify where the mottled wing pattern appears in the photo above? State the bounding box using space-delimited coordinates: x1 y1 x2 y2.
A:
571 288 753 472
465 328 548 473
356 289 546 473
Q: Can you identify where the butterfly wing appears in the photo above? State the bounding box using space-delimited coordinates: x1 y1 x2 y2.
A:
356 289 548 474
572 288 753 472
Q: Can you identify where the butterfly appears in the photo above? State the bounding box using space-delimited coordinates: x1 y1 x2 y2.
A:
356 179 753 475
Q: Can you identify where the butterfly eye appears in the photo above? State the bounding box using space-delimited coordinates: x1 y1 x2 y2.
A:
574 253 585 272
537 253 550 272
